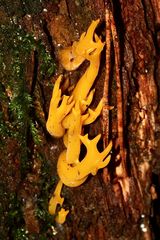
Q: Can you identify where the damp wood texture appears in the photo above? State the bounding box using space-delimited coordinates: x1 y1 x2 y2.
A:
0 0 160 239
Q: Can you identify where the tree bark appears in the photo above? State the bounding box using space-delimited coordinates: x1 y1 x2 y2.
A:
0 0 160 239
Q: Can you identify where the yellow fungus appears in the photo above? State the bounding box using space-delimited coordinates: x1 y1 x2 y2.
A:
46 19 112 224
46 75 75 137
55 208 69 224
59 46 85 71
83 99 103 125
65 103 89 165
57 136 112 187
80 88 95 112
48 180 63 215
72 32 105 102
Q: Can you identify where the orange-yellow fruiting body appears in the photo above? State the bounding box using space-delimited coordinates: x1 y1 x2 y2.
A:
55 208 69 224
47 19 112 224
48 180 64 215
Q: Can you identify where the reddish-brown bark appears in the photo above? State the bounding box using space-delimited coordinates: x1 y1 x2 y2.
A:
42 0 160 239
1 0 160 239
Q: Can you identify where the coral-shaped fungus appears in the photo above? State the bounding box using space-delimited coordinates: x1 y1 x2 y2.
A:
46 19 112 224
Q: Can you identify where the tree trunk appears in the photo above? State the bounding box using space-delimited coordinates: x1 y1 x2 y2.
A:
0 0 160 239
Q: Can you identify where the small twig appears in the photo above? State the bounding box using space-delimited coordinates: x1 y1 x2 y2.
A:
102 1 112 183
102 3 111 148
110 12 127 177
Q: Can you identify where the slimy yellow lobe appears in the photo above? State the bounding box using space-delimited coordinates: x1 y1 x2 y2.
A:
55 208 69 224
47 19 112 224
57 137 112 187
46 75 75 137
48 180 63 215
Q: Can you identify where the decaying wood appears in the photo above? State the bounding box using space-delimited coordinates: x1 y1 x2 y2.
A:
1 0 159 239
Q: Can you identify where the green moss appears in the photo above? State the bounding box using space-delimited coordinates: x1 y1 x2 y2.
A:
13 228 29 240
7 193 24 227
35 153 56 232
0 21 55 144
0 0 47 17
0 189 26 239
0 8 56 238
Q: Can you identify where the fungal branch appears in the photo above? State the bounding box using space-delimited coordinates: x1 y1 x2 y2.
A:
46 19 112 224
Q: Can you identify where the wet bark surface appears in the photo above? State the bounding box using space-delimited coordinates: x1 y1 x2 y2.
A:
0 0 160 239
